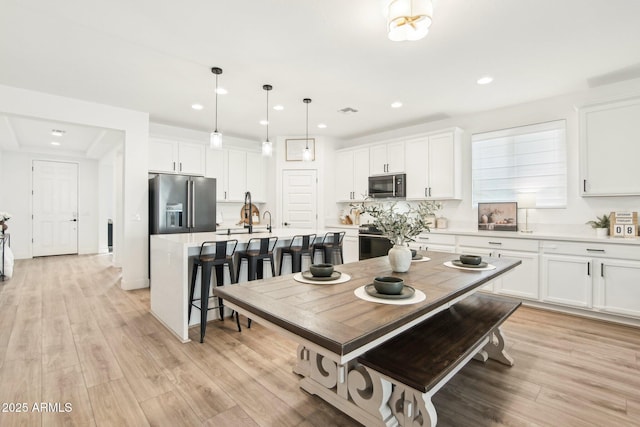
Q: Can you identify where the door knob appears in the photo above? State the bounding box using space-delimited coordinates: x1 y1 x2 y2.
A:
283 222 290 226
70 219 77 222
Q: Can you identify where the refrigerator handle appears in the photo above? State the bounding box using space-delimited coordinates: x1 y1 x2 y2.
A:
191 180 196 228
186 180 192 228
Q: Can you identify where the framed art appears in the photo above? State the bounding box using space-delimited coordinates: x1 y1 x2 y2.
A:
286 138 315 161
478 202 518 231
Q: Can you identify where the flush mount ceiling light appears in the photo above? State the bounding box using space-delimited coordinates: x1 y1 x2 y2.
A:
273 105 284 111
391 101 403 108
386 0 433 42
261 84 273 157
302 98 313 162
477 76 494 85
210 67 223 149
317 123 327 129
50 141 61 146
191 103 203 110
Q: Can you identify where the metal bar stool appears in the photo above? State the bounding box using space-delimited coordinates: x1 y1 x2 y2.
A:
314 231 345 265
278 234 317 275
188 239 240 343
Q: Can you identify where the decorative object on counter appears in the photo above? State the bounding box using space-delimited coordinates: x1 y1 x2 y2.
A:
609 211 639 238
355 284 425 304
302 270 342 281
517 192 536 233
309 263 334 277
353 199 441 272
459 254 482 265
261 84 273 156
350 206 362 225
586 213 610 238
436 217 448 229
210 67 223 149
294 271 350 285
385 0 433 42
445 260 495 271
0 211 10 233
373 276 404 295
478 202 518 232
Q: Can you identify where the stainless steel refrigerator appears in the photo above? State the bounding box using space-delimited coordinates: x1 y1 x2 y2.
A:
149 174 217 234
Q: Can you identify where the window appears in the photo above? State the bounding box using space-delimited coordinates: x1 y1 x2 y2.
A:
472 120 567 208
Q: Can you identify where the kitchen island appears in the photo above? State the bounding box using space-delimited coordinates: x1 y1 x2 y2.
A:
149 228 345 342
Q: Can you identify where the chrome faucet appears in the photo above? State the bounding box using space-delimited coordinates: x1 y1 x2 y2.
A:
244 191 253 233
263 210 272 233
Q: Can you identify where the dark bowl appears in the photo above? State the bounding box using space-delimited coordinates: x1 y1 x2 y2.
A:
309 263 334 277
410 249 417 258
459 254 482 265
373 276 405 295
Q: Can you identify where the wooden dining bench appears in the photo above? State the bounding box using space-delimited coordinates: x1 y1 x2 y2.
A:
357 293 521 427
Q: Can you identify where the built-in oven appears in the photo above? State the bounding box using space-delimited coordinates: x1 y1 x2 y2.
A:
368 173 406 199
358 224 393 260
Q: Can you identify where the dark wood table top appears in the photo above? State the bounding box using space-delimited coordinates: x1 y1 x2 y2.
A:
215 251 520 358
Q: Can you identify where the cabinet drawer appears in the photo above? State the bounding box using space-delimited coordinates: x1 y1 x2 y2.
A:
541 240 640 260
457 235 538 252
415 233 456 246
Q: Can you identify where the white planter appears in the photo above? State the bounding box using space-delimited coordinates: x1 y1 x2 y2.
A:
596 227 608 238
388 245 412 273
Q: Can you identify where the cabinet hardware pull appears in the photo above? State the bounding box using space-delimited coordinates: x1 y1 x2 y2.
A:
224 191 227 199
587 262 590 276
428 187 431 197
425 188 428 197
173 161 176 171
583 179 587 192
488 241 502 245
586 248 605 252
601 263 604 277
180 162 183 171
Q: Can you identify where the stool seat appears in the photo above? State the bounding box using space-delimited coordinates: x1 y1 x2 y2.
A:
188 239 240 343
314 231 345 265
278 234 316 275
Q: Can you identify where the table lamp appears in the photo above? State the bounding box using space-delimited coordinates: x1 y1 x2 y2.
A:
517 192 536 233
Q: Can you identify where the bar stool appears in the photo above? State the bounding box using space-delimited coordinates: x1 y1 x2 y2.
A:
278 234 316 275
314 231 345 265
236 236 279 282
188 239 240 343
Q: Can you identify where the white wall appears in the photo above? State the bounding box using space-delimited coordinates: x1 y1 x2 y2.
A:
342 78 640 235
0 84 149 290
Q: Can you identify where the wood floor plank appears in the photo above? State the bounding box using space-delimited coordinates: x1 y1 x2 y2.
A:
42 364 96 427
139 390 202 427
0 358 42 427
87 379 150 427
202 405 259 426
42 314 80 371
71 319 124 388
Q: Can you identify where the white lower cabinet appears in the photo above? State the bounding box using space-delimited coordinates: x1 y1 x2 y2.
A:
412 233 456 253
541 254 593 308
343 235 359 264
595 258 640 317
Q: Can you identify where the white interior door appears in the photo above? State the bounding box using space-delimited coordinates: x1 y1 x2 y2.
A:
282 170 317 229
32 160 79 256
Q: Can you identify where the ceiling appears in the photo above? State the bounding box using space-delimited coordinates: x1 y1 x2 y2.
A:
1 0 640 153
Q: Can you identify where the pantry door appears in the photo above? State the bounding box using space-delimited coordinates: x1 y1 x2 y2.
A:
32 160 79 256
281 170 317 229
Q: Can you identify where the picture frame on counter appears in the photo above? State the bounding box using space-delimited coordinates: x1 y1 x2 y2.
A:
285 138 315 161
478 202 518 232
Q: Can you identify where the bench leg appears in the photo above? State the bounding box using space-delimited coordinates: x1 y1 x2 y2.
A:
388 384 437 427
473 326 514 366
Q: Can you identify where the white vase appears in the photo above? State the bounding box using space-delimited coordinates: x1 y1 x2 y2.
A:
596 227 608 238
388 245 412 273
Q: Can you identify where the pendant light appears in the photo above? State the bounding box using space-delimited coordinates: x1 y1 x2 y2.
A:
302 98 312 162
210 67 223 149
261 84 273 157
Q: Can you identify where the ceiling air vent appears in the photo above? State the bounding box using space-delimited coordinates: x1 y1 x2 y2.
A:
338 107 358 114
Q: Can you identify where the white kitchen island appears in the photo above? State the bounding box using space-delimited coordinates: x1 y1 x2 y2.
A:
150 228 344 342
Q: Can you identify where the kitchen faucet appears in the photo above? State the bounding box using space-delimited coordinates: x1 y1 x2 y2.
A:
263 210 272 233
244 191 253 234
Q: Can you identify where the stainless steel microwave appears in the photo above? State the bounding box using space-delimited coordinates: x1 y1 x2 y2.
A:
368 173 406 198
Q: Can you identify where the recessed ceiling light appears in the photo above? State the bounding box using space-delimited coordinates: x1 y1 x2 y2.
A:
391 101 403 108
51 129 65 136
338 107 358 114
317 123 327 129
191 104 203 110
50 141 61 146
259 120 269 126
273 105 284 111
215 87 228 95
477 76 494 85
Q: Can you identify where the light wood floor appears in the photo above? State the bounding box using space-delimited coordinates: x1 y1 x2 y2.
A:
0 254 639 426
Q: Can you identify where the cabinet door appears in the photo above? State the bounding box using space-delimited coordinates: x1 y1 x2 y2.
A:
149 139 178 173
246 152 266 202
335 150 355 201
343 236 359 264
205 149 226 201
542 254 592 308
404 137 429 199
495 250 539 299
177 142 205 175
386 141 405 173
369 145 388 175
352 148 370 200
427 132 459 199
457 246 495 291
596 259 640 317
225 150 247 201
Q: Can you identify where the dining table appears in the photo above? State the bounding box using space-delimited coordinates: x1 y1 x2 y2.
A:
214 250 521 426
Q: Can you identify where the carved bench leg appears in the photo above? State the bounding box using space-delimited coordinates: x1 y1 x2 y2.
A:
483 326 514 366
389 384 437 427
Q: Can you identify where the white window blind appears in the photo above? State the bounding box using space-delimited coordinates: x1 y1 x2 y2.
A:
472 120 567 208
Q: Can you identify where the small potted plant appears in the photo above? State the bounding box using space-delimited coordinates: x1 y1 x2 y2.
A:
586 214 610 238
0 211 11 233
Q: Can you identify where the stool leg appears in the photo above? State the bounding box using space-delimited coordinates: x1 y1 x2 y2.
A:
269 255 276 277
214 264 225 321
188 263 198 322
200 263 213 343
292 252 301 273
235 311 241 332
278 250 285 275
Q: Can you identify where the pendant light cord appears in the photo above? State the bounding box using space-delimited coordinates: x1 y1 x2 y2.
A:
304 98 311 149
214 73 219 132
266 88 269 141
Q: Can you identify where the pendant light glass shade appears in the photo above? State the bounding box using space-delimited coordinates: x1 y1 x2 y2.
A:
386 0 433 42
261 84 273 157
210 67 223 149
302 98 312 162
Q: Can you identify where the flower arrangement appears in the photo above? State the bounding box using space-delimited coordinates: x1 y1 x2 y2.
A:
353 200 442 245
586 214 610 229
0 212 11 222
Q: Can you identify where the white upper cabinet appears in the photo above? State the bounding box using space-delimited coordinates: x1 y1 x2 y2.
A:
246 151 266 202
405 128 462 200
206 148 265 202
335 147 369 201
580 97 640 196
149 138 206 176
369 141 404 175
